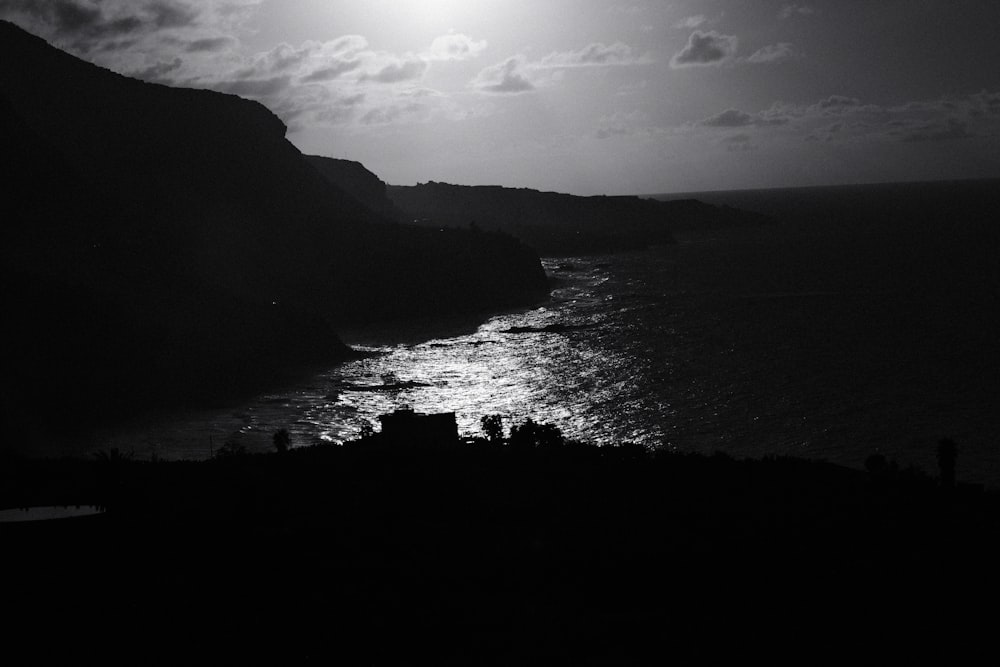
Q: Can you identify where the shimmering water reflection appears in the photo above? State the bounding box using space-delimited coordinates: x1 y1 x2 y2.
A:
298 259 661 448
102 257 672 460
99 224 1000 488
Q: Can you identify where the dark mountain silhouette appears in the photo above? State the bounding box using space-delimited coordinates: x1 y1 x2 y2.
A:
0 21 546 446
305 155 405 220
387 181 770 255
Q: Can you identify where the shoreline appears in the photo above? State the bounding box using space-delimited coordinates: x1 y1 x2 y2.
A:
35 293 559 463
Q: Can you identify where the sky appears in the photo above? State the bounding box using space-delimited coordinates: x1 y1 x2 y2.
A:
4 0 1000 195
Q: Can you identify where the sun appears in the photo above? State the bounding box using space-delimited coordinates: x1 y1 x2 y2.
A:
392 0 475 33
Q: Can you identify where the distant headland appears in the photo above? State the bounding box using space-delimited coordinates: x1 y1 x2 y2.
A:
305 154 770 255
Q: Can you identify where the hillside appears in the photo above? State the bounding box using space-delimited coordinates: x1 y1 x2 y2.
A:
305 155 405 220
0 21 547 447
2 438 995 662
387 181 770 255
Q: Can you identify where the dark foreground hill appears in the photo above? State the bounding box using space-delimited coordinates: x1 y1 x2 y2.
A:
305 154 406 220
0 21 546 444
387 181 771 255
2 440 996 662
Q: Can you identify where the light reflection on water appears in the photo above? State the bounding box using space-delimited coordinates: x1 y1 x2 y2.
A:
97 227 1000 487
102 256 667 460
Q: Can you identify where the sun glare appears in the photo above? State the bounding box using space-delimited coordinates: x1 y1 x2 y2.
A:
393 0 474 33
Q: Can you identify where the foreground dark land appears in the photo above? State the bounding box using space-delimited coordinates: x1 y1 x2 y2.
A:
3 440 997 663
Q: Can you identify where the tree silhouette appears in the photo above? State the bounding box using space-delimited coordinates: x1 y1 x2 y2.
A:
273 428 290 453
480 414 504 445
213 440 247 459
509 418 564 451
937 438 957 489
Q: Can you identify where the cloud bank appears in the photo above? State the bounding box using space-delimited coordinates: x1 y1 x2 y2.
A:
426 33 487 61
473 40 645 95
778 4 816 20
539 41 639 68
474 56 535 94
670 31 737 68
697 90 1000 146
746 43 798 65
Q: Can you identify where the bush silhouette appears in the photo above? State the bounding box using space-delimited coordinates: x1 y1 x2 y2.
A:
937 438 957 488
273 428 291 453
509 418 564 450
480 414 504 445
213 440 247 459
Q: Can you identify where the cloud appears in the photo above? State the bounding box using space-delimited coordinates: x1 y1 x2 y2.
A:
756 111 792 126
360 58 429 84
673 15 707 30
470 41 644 94
969 90 1000 117
213 75 292 97
695 91 998 147
360 101 428 126
539 41 641 68
595 110 650 139
817 95 862 110
697 105 795 130
596 125 630 140
0 0 201 51
185 36 233 52
129 56 183 82
897 117 973 142
339 92 366 106
474 56 535 94
240 43 312 76
804 95 889 118
2 2 466 130
300 60 361 83
701 108 754 127
723 133 753 151
778 4 816 20
746 43 798 65
207 31 487 127
315 93 366 125
236 36 367 82
670 31 737 68
425 33 487 61
96 37 139 53
148 1 198 29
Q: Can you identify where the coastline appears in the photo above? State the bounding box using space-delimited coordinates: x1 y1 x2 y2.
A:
62 289 558 463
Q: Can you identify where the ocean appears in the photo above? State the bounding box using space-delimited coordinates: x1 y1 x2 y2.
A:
95 179 1000 486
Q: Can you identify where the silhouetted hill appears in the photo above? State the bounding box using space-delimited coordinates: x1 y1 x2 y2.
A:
387 181 770 255
0 21 546 445
305 155 404 220
3 440 996 662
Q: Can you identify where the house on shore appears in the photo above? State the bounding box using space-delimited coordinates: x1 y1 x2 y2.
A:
378 408 459 448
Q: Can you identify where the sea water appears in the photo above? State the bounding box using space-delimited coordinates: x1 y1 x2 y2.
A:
96 180 1000 486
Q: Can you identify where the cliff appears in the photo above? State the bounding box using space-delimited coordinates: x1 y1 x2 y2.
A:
387 181 769 256
305 155 404 220
0 21 547 444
